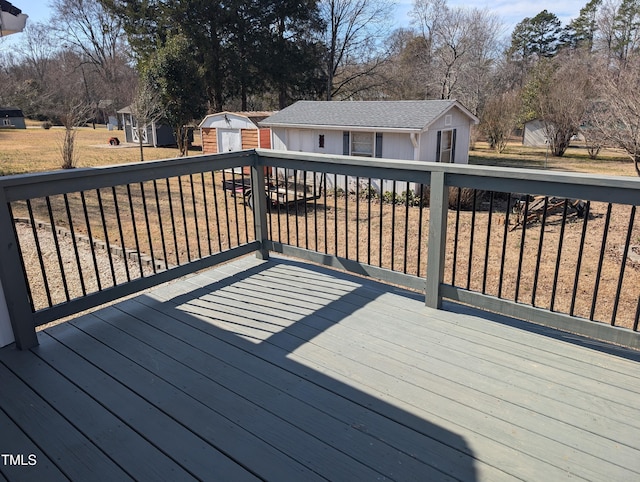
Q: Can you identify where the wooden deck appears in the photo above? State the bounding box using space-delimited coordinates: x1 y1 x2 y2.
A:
1 255 639 481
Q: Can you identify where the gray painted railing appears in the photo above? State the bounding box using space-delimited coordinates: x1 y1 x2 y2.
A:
1 149 639 350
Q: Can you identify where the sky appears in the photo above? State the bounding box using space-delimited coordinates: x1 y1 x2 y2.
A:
5 0 585 42
396 1 585 32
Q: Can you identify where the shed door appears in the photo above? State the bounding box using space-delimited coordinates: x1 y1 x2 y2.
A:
219 129 242 153
130 115 149 144
287 129 314 153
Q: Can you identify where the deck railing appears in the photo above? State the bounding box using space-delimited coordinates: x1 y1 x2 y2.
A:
1 149 639 350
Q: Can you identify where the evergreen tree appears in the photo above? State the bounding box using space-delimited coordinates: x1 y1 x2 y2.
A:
559 0 602 50
142 33 207 156
509 10 562 61
612 0 640 66
264 0 326 108
100 0 325 111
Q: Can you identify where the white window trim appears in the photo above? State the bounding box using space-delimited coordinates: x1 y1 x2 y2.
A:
439 129 453 163
350 131 375 157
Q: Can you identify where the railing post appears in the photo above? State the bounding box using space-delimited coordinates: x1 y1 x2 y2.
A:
425 170 448 309
0 278 14 347
251 156 270 260
0 190 38 349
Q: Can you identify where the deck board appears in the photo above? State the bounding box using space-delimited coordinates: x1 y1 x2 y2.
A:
1 254 639 481
0 360 132 481
34 328 256 482
44 320 309 482
87 305 449 481
0 405 67 482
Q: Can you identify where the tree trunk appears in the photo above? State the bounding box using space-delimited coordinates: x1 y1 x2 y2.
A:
241 82 247 111
138 129 145 162
279 83 287 110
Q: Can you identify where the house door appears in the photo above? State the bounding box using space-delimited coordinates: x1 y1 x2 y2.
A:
219 129 242 153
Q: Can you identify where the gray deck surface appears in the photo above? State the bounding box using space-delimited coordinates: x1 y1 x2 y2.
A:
1 254 639 481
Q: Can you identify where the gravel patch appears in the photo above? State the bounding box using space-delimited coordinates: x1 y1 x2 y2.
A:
15 221 157 312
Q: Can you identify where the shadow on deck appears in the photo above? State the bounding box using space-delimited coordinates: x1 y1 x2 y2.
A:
1 255 639 481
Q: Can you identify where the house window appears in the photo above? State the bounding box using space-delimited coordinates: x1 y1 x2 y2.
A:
445 114 452 126
2 119 10 126
319 134 325 149
351 132 374 157
439 130 453 163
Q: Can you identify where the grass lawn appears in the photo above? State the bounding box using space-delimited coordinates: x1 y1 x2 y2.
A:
1 125 639 177
0 124 201 176
470 140 638 177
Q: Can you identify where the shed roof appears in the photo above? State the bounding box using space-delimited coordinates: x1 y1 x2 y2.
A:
0 107 23 117
260 100 478 132
198 111 273 128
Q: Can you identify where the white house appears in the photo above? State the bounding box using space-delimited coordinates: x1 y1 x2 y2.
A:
260 100 479 164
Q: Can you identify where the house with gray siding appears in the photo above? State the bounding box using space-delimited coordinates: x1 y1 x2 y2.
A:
260 100 478 164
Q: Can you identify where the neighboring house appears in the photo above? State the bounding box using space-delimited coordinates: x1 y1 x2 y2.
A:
260 100 479 164
199 111 272 154
0 107 26 129
117 106 177 147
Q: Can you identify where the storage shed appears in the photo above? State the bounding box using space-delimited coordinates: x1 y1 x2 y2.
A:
523 119 548 147
199 112 272 154
117 106 177 147
260 100 478 164
0 107 26 129
523 119 584 147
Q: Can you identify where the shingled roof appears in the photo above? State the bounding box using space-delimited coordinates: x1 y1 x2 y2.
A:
261 100 477 131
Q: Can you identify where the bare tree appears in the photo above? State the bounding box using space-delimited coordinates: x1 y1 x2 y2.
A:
51 0 135 121
410 0 503 111
383 28 428 100
320 0 395 100
581 99 609 159
45 50 94 168
58 99 93 169
410 0 447 98
51 0 124 83
593 58 640 175
128 76 164 162
523 53 593 157
480 90 521 152
455 8 504 114
15 22 57 84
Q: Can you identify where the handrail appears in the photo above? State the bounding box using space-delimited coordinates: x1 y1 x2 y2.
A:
0 149 639 350
256 149 640 204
